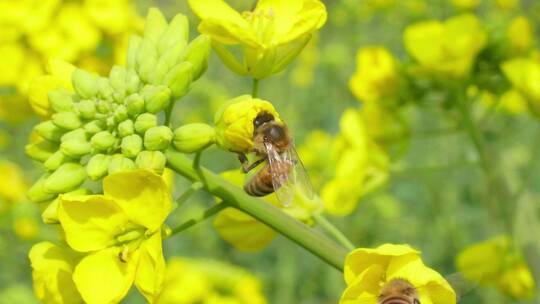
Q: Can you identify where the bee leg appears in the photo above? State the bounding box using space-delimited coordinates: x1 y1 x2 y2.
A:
238 153 266 173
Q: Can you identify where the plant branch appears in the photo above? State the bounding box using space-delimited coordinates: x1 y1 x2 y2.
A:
252 78 260 98
168 203 228 237
165 149 348 271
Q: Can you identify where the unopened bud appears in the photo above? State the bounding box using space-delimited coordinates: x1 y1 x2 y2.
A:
77 99 97 120
109 66 127 93
114 105 128 122
173 123 215 153
135 150 166 174
121 134 143 158
136 40 158 83
180 34 211 80
86 154 112 180
48 89 74 112
96 100 112 114
125 93 145 116
157 14 189 55
91 131 116 151
35 121 64 142
127 35 143 69
164 62 193 98
142 85 171 113
72 69 98 99
60 138 91 158
144 8 168 43
108 155 136 174
26 138 58 162
44 151 71 171
44 163 86 193
97 77 114 101
144 126 173 150
134 113 157 134
118 120 134 137
27 174 56 203
61 128 87 142
52 112 82 130
126 69 141 94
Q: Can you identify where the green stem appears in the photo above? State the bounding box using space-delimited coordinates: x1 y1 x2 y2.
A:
252 78 260 98
313 213 355 251
168 203 228 237
175 181 203 207
164 102 175 127
165 150 348 270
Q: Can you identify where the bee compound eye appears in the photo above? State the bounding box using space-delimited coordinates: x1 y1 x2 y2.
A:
254 112 274 128
413 299 421 304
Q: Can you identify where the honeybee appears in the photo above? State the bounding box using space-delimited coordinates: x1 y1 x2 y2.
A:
377 279 421 304
239 111 315 206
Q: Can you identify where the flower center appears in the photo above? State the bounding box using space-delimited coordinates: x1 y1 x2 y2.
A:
243 8 276 46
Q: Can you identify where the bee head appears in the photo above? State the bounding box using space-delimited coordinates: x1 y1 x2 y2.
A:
253 111 275 130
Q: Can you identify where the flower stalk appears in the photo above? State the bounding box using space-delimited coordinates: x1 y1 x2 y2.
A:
165 149 348 270
168 202 229 236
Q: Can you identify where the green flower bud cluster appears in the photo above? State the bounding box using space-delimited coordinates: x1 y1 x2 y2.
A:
25 8 211 204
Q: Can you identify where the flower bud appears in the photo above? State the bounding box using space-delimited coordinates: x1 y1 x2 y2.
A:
121 134 143 158
118 120 134 137
86 154 112 180
135 150 166 174
144 126 173 150
109 66 127 93
52 112 82 130
44 151 71 171
125 94 145 116
60 138 91 158
155 44 185 83
136 40 158 83
134 113 158 134
27 175 56 203
97 77 114 101
144 8 168 43
142 85 171 113
77 99 97 120
127 35 142 69
44 163 86 194
114 105 128 122
26 138 58 162
173 123 215 153
35 121 64 142
48 89 74 112
72 68 98 99
108 155 136 174
180 34 211 80
96 100 112 114
164 62 193 98
91 131 116 151
61 128 86 143
157 14 189 55
126 69 141 94
83 120 104 135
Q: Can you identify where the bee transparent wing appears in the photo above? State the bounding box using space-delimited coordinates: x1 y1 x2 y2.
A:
265 142 315 207
264 142 295 206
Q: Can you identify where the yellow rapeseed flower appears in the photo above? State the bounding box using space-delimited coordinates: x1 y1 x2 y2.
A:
214 95 282 153
13 217 39 240
507 16 534 54
321 108 389 216
496 0 519 10
57 170 172 303
349 46 400 103
451 0 480 10
341 243 456 304
456 235 535 299
29 242 83 304
0 160 28 203
501 57 540 113
188 0 327 79
157 258 267 304
404 14 486 78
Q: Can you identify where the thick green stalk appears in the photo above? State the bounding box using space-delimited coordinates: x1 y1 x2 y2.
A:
252 78 260 98
165 150 348 270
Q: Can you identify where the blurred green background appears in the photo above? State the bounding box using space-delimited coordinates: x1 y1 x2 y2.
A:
2 0 540 303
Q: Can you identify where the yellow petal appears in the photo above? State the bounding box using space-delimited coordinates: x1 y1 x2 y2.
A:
339 264 384 304
135 232 166 303
214 207 277 252
29 242 83 304
103 170 172 232
73 247 136 304
344 244 419 284
27 75 58 119
58 195 129 252
188 0 259 47
47 59 76 90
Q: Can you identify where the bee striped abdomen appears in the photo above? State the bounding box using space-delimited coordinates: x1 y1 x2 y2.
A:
244 165 275 196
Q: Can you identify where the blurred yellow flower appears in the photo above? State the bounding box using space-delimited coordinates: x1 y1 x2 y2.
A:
214 95 282 153
157 258 266 304
451 0 480 10
321 108 389 216
404 14 486 77
481 89 528 114
13 217 39 240
507 16 534 54
0 160 27 203
501 57 540 113
341 244 456 304
188 0 327 79
297 130 333 188
456 235 535 299
289 34 320 87
496 0 519 9
57 170 172 303
349 46 400 103
29 242 83 304
214 170 321 251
